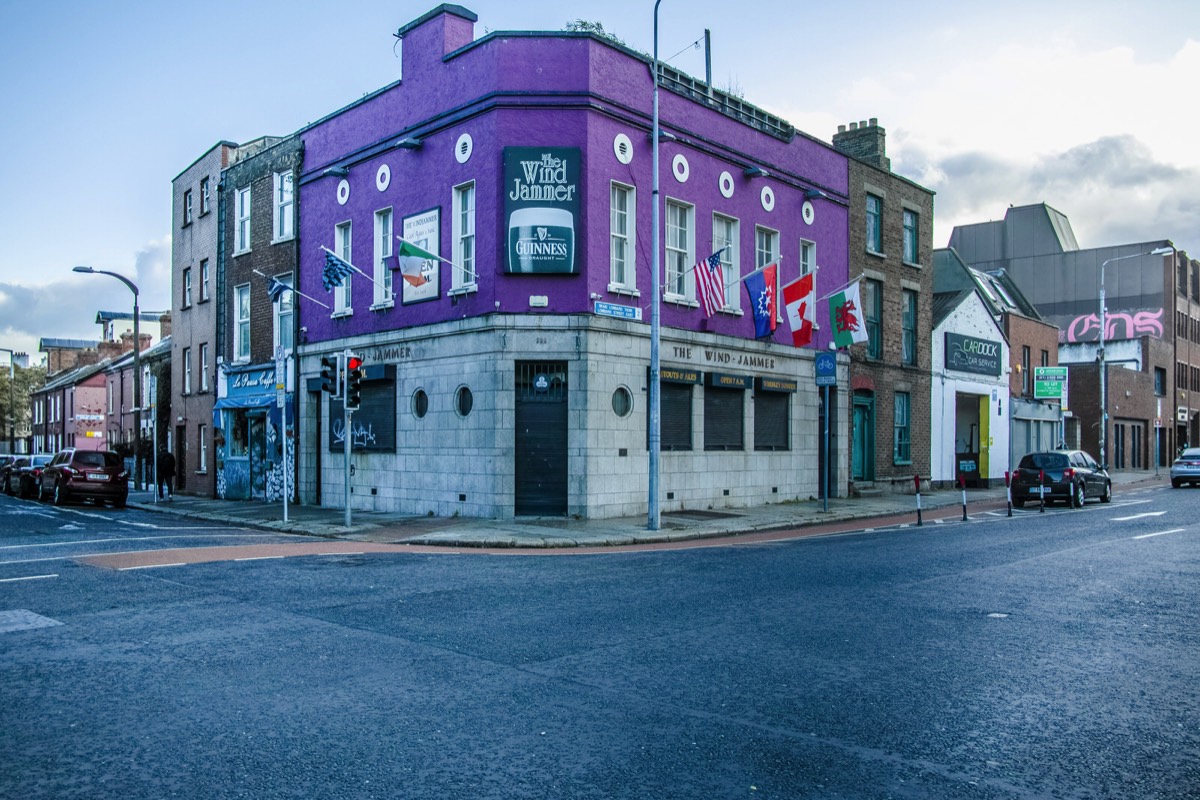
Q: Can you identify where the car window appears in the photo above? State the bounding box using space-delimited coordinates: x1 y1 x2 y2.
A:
77 452 106 468
1071 453 1087 468
1183 449 1200 459
1030 453 1068 469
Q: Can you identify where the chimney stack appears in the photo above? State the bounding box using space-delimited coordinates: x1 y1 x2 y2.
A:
832 117 890 171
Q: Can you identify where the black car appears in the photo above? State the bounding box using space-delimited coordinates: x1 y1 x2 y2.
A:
1011 450 1112 508
15 454 55 499
3 456 31 495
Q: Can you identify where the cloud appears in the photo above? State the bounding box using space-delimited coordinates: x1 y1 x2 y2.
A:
896 135 1200 254
0 236 171 360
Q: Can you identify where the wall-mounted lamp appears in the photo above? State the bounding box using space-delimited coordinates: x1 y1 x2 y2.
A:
743 165 771 179
393 137 423 150
648 130 677 142
804 188 829 200
590 292 602 301
323 166 349 177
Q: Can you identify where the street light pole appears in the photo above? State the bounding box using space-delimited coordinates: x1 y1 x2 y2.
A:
73 266 142 488
1097 246 1174 468
0 348 13 453
648 0 664 531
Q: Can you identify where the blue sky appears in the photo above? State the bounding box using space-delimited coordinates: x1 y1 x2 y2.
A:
1 0 1197 360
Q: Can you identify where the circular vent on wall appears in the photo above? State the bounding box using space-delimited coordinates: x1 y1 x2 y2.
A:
376 164 391 192
337 179 350 206
455 133 473 164
613 133 633 164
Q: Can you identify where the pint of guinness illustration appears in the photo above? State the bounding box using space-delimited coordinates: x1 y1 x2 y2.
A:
508 207 575 273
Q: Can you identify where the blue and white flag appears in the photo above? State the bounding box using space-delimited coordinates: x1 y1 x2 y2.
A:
322 251 355 291
744 263 778 339
266 277 291 303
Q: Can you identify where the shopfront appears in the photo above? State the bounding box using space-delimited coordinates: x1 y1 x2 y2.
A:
214 363 292 501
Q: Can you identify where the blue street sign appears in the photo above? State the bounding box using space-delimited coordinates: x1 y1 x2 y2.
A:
815 352 837 386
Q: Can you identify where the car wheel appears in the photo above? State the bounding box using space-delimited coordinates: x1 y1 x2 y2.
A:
53 480 67 506
114 496 127 509
1072 481 1085 508
1012 498 1025 508
1172 479 1182 488
1100 481 1112 503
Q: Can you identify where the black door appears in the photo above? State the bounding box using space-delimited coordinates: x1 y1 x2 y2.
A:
515 362 568 516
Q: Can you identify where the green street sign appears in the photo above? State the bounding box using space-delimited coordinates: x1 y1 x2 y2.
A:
1034 366 1068 400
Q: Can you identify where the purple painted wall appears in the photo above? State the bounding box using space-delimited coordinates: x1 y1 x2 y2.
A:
298 6 849 350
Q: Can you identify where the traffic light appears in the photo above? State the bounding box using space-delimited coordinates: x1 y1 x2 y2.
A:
320 355 339 396
345 355 364 409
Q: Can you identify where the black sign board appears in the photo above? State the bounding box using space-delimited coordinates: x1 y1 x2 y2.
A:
944 332 1002 376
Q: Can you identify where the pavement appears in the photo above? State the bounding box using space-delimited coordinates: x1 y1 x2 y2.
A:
123 469 1169 549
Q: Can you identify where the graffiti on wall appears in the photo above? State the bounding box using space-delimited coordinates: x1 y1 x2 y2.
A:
1062 308 1164 343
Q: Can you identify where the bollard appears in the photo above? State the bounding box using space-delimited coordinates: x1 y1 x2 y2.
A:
1005 471 1012 517
914 474 923 526
959 474 968 521
1039 468 1045 513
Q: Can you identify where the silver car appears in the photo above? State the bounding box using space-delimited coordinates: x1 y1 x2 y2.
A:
1170 447 1200 488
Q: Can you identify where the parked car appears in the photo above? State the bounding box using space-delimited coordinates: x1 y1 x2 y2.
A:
38 448 129 508
2 456 28 494
1169 447 1200 488
1011 450 1112 508
15 454 55 499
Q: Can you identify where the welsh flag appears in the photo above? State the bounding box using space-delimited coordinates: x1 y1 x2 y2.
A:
829 279 869 348
782 272 815 348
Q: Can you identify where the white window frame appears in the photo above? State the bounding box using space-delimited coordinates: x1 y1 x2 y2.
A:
373 208 394 308
200 259 210 302
198 423 208 473
664 198 695 303
334 221 353 315
273 171 294 243
452 181 476 292
235 186 252 254
182 267 192 308
712 213 740 312
274 274 294 354
200 177 210 215
183 347 192 394
609 182 637 294
108 380 114 413
183 189 193 226
800 238 816 275
756 225 781 321
234 283 251 361
200 343 210 391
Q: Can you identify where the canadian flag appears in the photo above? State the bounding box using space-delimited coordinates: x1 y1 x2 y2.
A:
783 272 815 348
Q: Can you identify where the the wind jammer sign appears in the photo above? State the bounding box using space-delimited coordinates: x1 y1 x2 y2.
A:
504 147 580 274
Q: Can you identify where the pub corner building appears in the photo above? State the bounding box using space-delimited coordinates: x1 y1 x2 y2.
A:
288 4 853 520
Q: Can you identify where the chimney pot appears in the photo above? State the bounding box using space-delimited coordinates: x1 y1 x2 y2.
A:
869 117 878 127
837 124 847 133
859 119 868 129
849 122 858 130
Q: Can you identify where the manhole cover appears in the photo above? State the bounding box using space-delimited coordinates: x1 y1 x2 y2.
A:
0 609 64 634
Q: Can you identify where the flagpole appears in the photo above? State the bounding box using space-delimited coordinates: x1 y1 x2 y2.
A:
817 274 863 304
252 268 331 310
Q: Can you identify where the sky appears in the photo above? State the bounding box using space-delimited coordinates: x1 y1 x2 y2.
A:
1 0 1197 362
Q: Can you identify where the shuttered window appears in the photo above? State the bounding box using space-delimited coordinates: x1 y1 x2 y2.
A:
704 387 744 450
754 392 789 450
660 383 693 451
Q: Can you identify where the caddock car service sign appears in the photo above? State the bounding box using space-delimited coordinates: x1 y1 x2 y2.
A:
504 147 581 274
944 333 1002 376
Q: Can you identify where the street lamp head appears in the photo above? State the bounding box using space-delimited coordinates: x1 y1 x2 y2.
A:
1150 246 1174 256
72 265 95 274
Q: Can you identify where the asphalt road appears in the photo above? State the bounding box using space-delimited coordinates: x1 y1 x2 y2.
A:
1 485 1197 798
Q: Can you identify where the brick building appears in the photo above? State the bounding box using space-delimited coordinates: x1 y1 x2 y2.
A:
832 119 935 494
172 141 238 497
214 135 302 500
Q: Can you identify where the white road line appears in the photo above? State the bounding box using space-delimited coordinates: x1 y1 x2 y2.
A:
119 563 186 571
317 551 364 556
1133 528 1187 540
0 533 286 551
0 573 58 583
1112 511 1168 521
234 556 285 562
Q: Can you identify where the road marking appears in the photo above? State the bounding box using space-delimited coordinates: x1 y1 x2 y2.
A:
318 551 363 556
119 563 186 570
0 533 287 552
0 573 58 583
1112 512 1167 521
234 556 285 562
1133 528 1187 540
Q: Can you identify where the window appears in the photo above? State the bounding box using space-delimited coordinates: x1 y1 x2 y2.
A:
754 391 790 450
200 177 211 215
610 183 636 290
863 278 882 359
235 186 251 253
452 181 476 289
800 239 816 275
108 380 114 413
1021 346 1032 395
894 392 911 464
412 389 429 419
756 226 781 320
612 387 633 417
658 383 693 451
1155 367 1167 396
200 259 210 302
200 343 210 392
374 208 393 306
454 386 473 417
273 171 294 242
182 267 193 308
234 284 250 361
903 209 919 264
183 347 192 394
334 222 352 314
901 289 917 365
704 385 744 451
866 194 882 254
183 189 193 226
1041 349 1049 367
665 200 694 300
198 424 208 472
274 275 294 353
713 214 739 311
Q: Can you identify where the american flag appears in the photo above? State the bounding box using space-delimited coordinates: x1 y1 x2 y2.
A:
694 250 727 318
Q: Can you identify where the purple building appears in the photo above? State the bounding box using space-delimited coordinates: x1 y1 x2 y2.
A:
295 5 850 519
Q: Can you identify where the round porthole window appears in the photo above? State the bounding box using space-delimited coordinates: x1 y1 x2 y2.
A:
412 388 429 419
672 153 690 183
376 164 391 192
612 386 633 418
454 385 473 417
719 171 735 199
336 178 350 206
760 185 775 212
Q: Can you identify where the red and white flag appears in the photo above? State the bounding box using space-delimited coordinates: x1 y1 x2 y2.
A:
694 250 727 318
783 272 815 348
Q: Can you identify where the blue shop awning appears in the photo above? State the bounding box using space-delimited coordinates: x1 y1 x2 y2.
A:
213 395 277 428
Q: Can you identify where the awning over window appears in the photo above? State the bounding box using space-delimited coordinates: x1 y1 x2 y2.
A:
213 395 276 428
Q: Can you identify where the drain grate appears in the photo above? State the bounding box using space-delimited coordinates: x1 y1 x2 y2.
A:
0 609 64 634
